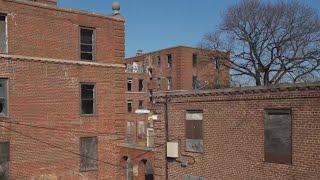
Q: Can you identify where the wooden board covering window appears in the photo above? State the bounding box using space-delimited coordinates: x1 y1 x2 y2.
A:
265 110 292 165
80 137 98 171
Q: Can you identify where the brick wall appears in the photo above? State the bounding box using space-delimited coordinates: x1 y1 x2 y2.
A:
0 56 126 179
0 0 125 64
153 84 320 180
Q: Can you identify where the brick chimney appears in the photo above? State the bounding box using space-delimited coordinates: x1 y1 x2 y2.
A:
29 0 58 6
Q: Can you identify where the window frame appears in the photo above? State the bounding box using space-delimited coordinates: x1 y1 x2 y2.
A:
192 76 198 90
185 110 204 153
0 13 8 54
127 100 133 113
167 54 172 68
79 137 98 172
0 78 8 117
80 83 96 116
167 77 172 91
138 100 144 109
264 109 292 165
138 79 144 92
192 53 198 68
156 56 161 67
79 26 96 62
0 141 9 179
127 78 133 92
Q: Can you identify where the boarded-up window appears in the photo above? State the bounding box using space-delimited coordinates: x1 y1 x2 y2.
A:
183 174 205 180
0 79 8 117
126 121 135 143
265 110 292 164
186 111 203 153
137 121 146 140
80 83 96 115
80 27 95 61
80 137 97 171
0 142 9 180
0 14 7 53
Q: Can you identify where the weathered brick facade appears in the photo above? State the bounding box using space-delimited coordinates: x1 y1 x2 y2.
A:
0 0 126 179
153 84 320 180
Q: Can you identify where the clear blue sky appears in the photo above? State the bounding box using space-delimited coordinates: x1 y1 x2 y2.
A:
58 0 320 58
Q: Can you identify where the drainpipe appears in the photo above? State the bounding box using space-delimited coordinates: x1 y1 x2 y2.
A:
164 95 169 180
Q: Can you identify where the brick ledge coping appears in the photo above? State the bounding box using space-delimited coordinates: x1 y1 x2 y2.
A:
154 83 320 98
0 54 125 68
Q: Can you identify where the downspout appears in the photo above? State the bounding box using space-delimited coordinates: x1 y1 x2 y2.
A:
164 95 169 180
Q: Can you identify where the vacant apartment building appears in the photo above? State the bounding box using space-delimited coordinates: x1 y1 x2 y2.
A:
0 0 126 179
120 46 230 180
153 84 320 180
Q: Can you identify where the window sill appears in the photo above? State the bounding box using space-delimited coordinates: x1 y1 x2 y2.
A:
79 168 98 172
80 114 98 117
80 59 96 62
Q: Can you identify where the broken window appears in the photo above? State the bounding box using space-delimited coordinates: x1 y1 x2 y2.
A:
80 137 97 171
193 53 198 67
167 77 172 91
0 79 8 117
127 100 133 113
138 100 144 109
80 83 96 115
167 54 172 68
0 142 9 180
265 110 292 164
0 14 7 53
139 79 144 92
186 111 203 153
127 78 133 92
80 27 95 61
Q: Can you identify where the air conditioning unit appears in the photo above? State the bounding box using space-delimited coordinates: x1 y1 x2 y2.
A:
147 128 155 148
167 142 179 158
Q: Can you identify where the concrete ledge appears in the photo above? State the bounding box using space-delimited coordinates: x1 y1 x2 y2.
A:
0 54 125 68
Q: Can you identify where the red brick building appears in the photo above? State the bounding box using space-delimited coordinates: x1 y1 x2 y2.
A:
0 0 126 179
121 46 230 180
153 84 320 180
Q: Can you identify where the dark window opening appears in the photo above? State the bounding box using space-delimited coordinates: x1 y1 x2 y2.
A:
157 78 161 90
186 110 203 153
139 100 144 109
80 27 95 61
127 101 133 113
265 110 292 165
156 56 161 67
192 76 198 90
80 137 97 171
139 79 144 92
0 14 7 53
0 79 8 117
149 90 153 102
167 54 172 68
80 83 95 115
215 58 221 70
0 142 9 180
193 53 198 67
127 78 133 92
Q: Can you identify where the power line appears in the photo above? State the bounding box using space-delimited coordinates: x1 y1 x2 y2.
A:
0 124 126 170
0 119 125 136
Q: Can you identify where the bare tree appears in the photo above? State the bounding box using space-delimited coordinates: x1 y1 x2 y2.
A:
201 0 320 86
